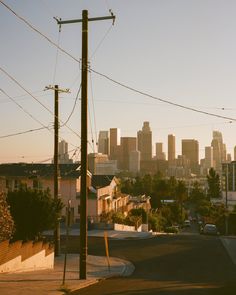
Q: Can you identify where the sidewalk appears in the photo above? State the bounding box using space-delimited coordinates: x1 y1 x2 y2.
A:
0 254 135 295
220 235 236 265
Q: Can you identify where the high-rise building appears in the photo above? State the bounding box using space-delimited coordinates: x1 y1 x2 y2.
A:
205 146 213 170
109 128 120 160
88 153 109 174
182 139 199 173
211 131 225 173
58 140 73 164
98 131 109 155
155 142 166 160
137 121 152 161
120 137 137 170
168 134 175 165
129 150 140 174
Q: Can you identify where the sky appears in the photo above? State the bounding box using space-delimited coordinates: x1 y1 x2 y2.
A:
1 0 236 163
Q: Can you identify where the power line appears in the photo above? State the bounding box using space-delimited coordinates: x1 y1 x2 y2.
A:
61 84 81 127
0 66 81 138
0 0 80 64
89 68 236 122
2 0 236 123
0 88 51 130
89 23 113 60
0 127 47 139
89 69 98 148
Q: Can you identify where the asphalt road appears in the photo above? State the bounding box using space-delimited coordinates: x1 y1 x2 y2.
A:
65 231 236 295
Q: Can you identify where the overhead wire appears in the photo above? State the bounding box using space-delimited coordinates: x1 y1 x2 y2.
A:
52 27 61 84
89 68 98 149
0 66 81 139
60 84 81 127
89 23 113 61
0 0 81 64
89 68 236 122
0 127 47 139
2 0 236 124
0 88 51 130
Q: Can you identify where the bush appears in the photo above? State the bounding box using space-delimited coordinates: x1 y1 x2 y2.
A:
165 226 179 233
7 186 63 240
0 193 14 241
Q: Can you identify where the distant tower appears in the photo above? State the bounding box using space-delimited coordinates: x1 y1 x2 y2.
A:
156 142 166 160
129 150 140 174
137 121 152 161
205 146 213 169
234 146 236 161
182 139 199 172
120 137 137 170
109 128 120 160
58 140 73 164
211 130 225 172
168 134 175 164
98 131 109 155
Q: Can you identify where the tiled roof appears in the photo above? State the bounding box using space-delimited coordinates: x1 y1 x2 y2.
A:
0 163 80 178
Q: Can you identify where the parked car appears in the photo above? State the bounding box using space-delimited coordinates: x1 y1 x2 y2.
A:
201 223 219 235
183 220 191 227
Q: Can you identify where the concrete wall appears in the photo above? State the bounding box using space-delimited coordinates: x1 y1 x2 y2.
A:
0 240 54 273
114 223 135 232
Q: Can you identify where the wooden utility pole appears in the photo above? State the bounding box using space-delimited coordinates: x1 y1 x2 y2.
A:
45 85 70 256
56 9 115 280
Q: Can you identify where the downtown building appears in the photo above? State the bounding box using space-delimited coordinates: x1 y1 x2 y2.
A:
182 139 199 175
137 122 153 173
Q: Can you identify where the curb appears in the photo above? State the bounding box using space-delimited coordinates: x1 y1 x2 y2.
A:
220 237 236 265
60 257 135 294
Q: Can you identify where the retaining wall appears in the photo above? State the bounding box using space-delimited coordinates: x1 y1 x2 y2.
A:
0 240 54 273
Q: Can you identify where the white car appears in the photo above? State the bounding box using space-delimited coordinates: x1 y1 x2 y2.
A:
183 220 191 227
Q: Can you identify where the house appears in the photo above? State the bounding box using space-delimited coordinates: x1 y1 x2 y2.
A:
0 163 80 220
0 164 129 221
0 163 151 223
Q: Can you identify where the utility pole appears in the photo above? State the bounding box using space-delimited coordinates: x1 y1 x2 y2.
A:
56 9 115 280
225 163 229 235
45 85 70 256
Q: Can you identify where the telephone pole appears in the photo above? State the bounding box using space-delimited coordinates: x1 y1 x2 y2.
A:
45 85 70 256
56 9 115 280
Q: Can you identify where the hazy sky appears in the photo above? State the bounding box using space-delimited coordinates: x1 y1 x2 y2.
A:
1 0 236 163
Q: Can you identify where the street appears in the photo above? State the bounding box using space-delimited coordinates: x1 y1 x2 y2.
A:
65 232 236 295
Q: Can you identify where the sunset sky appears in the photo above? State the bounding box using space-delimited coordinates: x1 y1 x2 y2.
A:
1 0 236 163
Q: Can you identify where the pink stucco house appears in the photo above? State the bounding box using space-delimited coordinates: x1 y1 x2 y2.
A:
0 163 138 222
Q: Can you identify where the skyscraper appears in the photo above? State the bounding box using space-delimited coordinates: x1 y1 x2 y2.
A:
156 142 166 160
58 140 73 164
137 121 152 161
205 146 213 170
211 130 225 172
182 139 199 172
109 128 120 160
168 134 175 165
120 137 137 170
98 131 109 155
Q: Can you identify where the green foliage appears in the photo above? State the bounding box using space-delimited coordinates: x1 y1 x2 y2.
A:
7 186 64 240
111 211 125 224
0 193 14 242
189 181 206 204
207 168 221 199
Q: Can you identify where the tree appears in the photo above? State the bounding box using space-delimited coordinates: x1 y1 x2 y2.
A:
175 180 187 222
189 181 206 205
7 186 63 240
0 193 14 242
207 168 221 199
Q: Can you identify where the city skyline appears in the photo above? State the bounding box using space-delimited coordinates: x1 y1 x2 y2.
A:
1 1 236 163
